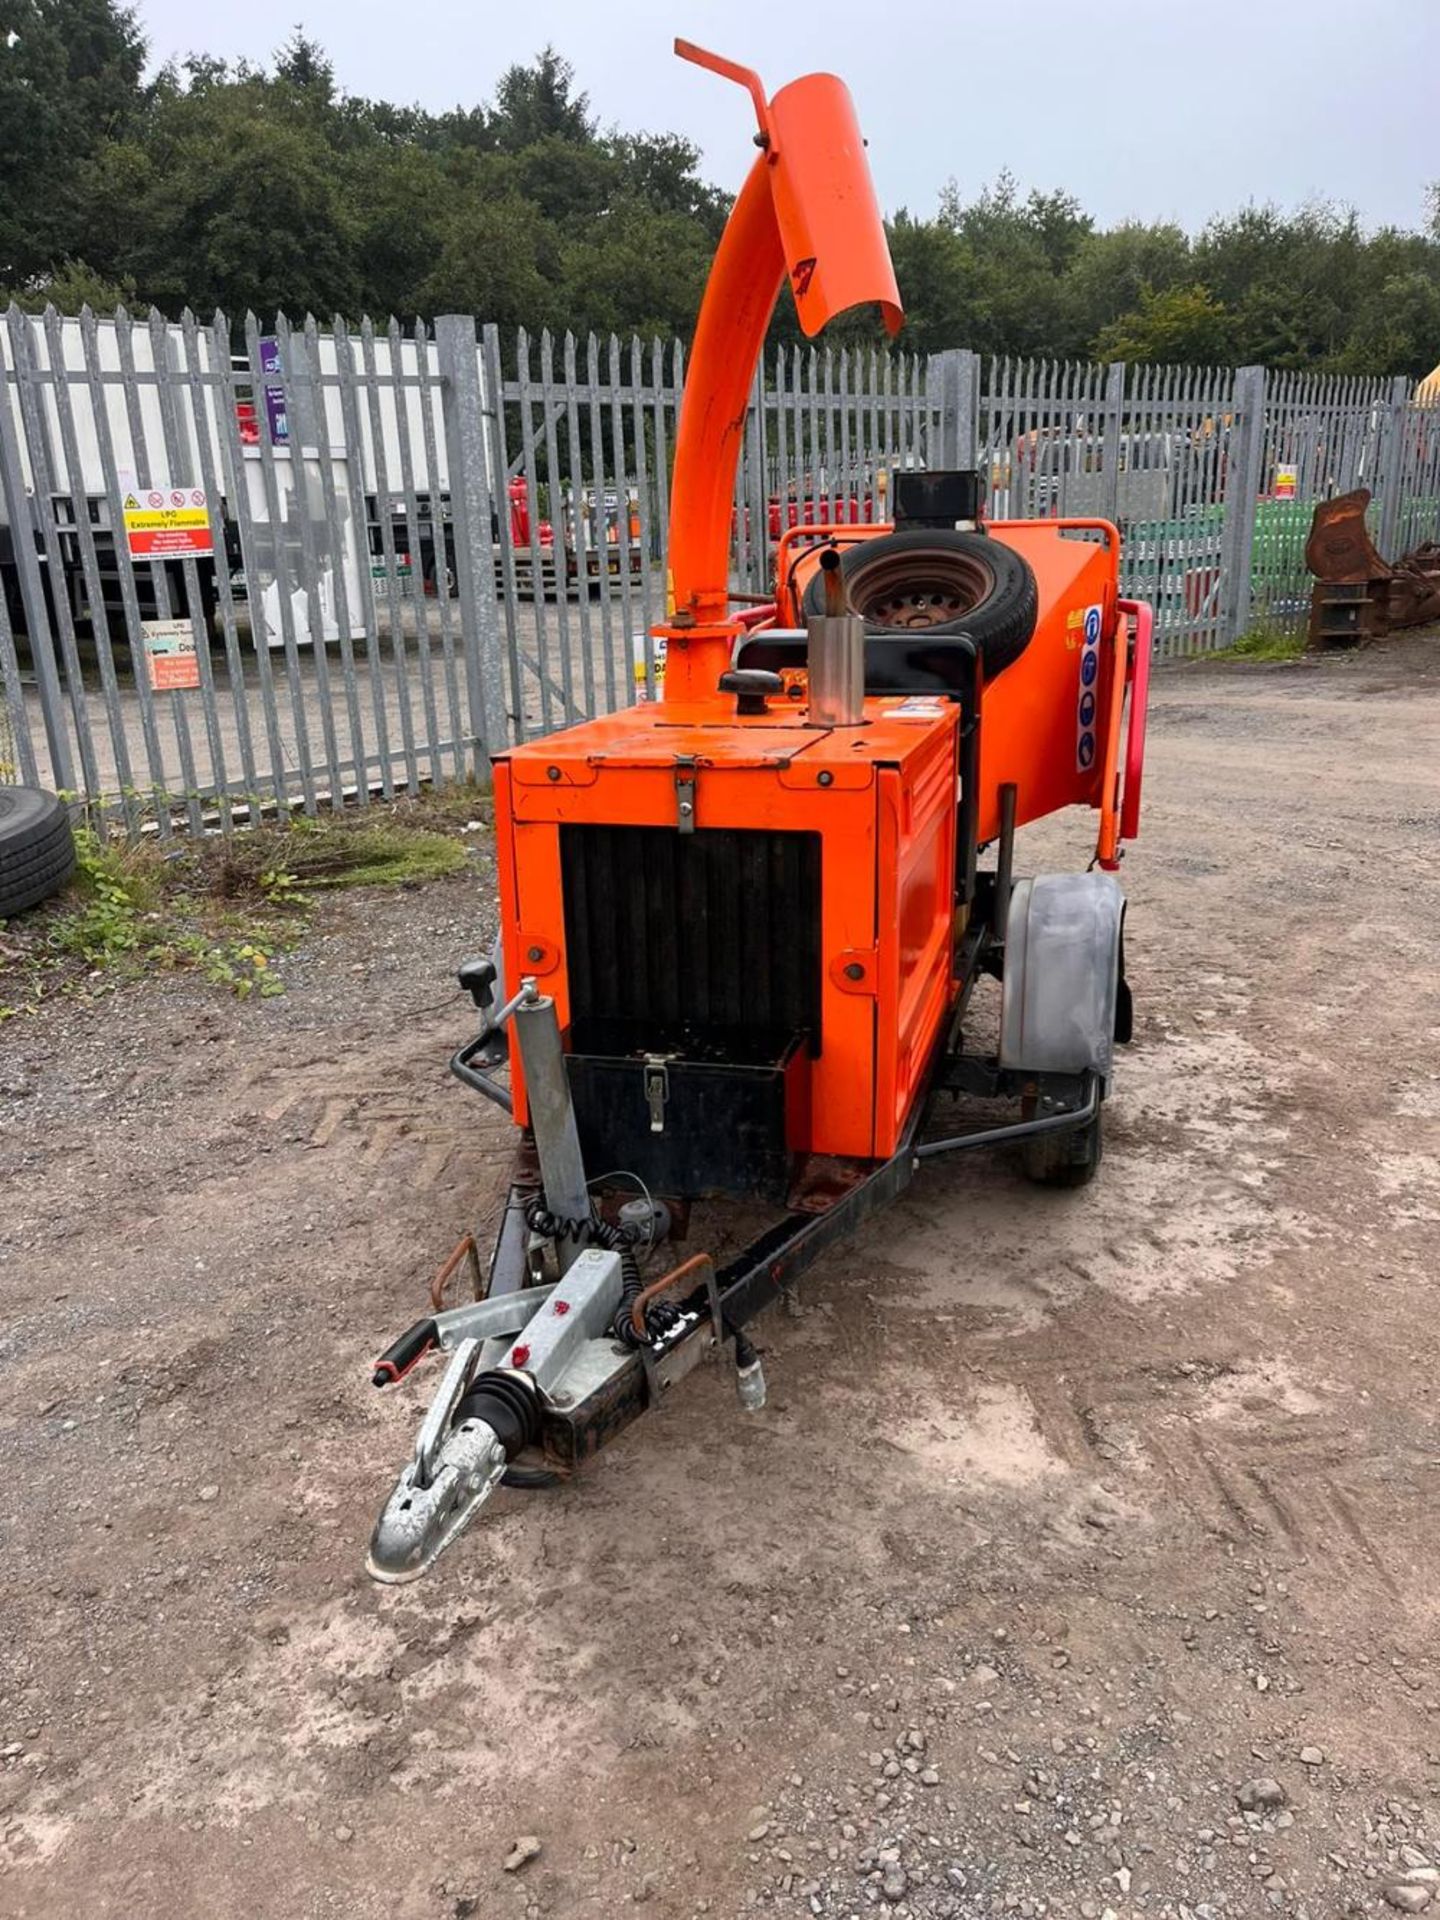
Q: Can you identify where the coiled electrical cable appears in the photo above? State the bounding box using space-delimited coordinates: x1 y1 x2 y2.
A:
520 1194 667 1347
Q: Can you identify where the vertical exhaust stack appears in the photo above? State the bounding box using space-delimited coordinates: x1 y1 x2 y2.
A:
806 547 866 726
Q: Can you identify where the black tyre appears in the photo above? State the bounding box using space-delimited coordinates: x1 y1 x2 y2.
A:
802 528 1038 680
1020 1108 1103 1189
0 786 77 918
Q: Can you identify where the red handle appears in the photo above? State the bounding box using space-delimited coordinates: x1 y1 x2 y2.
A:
1116 598 1153 846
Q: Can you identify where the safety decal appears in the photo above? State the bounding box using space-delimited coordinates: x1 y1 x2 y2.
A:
123 481 213 558
1075 603 1102 772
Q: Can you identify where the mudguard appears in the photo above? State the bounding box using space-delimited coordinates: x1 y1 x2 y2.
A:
999 874 1125 1083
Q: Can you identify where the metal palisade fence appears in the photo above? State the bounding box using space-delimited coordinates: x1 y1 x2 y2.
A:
2 306 1438 834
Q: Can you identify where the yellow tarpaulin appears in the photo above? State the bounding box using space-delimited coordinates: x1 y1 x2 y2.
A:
1416 362 1440 406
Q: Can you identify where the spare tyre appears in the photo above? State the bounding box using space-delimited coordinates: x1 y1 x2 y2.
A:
802 528 1038 680
0 785 77 919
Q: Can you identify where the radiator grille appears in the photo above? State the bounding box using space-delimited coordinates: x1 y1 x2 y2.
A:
559 824 822 1059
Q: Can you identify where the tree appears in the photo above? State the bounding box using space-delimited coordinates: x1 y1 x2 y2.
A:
934 174 1088 359
1065 222 1191 354
499 134 619 229
491 46 591 151
84 67 365 317
3 12 1439 371
273 28 333 100
415 183 558 331
346 141 449 317
1094 284 1234 365
8 256 133 311
1340 271 1440 376
611 133 727 232
558 200 714 338
1022 188 1093 277
1195 202 1364 366
0 0 145 281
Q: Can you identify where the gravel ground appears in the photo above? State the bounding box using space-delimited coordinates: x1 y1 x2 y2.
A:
2 633 1439 1920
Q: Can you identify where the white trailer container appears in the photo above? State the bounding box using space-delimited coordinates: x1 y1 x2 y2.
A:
1 314 458 647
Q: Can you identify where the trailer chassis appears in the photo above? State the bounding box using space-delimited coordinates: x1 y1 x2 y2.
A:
366 852 1115 1582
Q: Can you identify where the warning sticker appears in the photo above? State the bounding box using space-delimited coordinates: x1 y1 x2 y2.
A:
1075 603 1102 773
141 618 201 691
631 630 668 694
124 484 213 559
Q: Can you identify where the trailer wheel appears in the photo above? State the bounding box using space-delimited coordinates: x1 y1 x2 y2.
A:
0 786 76 919
802 528 1038 679
1020 1107 1103 1188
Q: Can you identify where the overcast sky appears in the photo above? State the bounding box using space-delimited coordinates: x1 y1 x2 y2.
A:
133 0 1437 234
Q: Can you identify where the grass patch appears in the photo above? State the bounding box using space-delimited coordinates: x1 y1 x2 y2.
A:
1211 626 1308 663
217 818 467 895
0 789 487 1017
1 826 299 1012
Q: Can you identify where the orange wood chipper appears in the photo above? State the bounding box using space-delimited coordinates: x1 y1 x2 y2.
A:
367 40 1153 1581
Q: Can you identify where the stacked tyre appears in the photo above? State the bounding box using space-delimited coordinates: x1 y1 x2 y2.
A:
0 787 77 918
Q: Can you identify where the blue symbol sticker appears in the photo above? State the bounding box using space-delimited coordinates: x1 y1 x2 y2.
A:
1078 689 1096 727
1080 649 1099 687
1084 606 1101 645
1077 730 1096 770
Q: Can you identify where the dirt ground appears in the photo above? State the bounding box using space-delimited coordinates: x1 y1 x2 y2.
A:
3 636 1440 1920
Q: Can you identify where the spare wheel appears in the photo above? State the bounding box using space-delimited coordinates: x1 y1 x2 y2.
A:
802 527 1038 679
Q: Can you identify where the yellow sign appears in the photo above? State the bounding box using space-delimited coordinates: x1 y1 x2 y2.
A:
123 484 213 558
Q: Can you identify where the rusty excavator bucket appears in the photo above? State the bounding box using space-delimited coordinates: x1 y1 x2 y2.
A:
1306 489 1440 646
1304 490 1391 585
1389 545 1440 630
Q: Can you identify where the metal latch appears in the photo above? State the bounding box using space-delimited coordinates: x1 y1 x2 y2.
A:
642 1056 670 1133
673 755 696 834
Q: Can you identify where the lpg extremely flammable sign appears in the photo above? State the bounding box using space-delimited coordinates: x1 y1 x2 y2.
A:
123 485 214 559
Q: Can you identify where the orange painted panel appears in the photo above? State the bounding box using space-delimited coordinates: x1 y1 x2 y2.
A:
973 523 1119 841
873 736 958 1153
496 697 960 1159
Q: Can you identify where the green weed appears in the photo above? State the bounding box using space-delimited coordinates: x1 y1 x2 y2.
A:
216 813 469 896
4 826 296 1011
1 789 484 1017
1213 626 1308 663
44 828 144 964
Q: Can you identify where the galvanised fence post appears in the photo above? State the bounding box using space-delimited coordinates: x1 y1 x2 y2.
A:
0 315 74 793
436 313 506 777
1375 373 1413 563
1100 361 1126 527
926 349 980 472
1220 365 1268 645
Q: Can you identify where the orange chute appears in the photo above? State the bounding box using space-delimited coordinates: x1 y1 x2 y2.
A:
665 43 902 666
766 73 903 343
